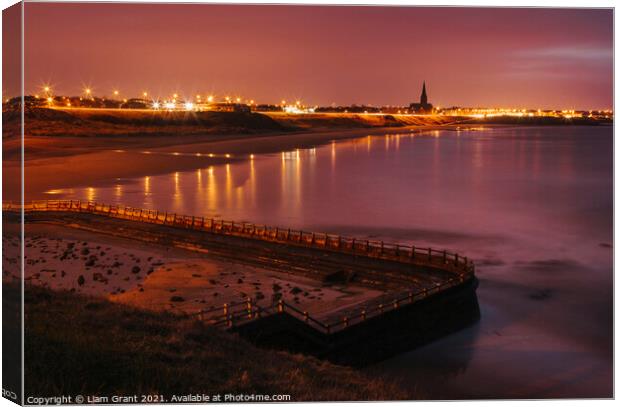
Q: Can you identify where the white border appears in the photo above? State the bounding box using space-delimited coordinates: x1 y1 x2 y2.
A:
0 2 616 407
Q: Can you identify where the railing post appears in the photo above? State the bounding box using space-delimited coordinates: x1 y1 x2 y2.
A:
343 316 348 327
443 250 447 263
303 311 309 322
428 248 432 261
395 244 399 257
277 300 284 313
223 303 231 327
379 303 384 314
246 298 252 319
455 253 459 266
311 233 315 246
287 228 291 240
411 246 415 260
361 309 366 321
191 216 195 228
408 291 413 303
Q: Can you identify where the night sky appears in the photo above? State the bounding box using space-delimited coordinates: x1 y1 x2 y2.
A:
10 4 615 109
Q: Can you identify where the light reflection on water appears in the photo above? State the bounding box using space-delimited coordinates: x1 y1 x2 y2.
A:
46 126 612 397
50 128 612 253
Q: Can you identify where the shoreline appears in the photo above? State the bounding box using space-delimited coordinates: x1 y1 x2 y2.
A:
13 121 476 200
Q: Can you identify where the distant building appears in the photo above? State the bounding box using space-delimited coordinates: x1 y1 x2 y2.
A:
209 103 251 113
409 81 433 113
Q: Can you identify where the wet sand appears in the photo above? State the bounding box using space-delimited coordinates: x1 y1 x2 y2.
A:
5 111 478 200
6 223 385 318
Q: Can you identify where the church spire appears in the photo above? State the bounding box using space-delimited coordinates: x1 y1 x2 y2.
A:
420 81 428 105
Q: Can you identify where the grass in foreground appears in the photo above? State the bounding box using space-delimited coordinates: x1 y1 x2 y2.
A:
21 284 412 401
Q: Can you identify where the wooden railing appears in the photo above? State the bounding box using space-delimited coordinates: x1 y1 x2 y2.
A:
193 273 469 335
6 199 476 335
4 200 475 276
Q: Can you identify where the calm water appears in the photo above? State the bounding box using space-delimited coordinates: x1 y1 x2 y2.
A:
50 126 613 398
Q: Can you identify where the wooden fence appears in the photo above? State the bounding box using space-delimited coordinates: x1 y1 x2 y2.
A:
4 199 475 275
6 199 476 335
195 274 468 334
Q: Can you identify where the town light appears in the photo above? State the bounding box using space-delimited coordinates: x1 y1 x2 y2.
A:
152 102 161 109
113 90 119 96
164 101 175 110
207 95 214 103
184 101 194 110
143 91 148 98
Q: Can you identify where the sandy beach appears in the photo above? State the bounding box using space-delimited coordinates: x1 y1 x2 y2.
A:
2 108 473 200
6 222 386 319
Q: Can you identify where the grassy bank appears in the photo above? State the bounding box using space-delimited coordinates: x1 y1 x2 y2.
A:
20 283 411 401
3 107 455 141
3 108 458 163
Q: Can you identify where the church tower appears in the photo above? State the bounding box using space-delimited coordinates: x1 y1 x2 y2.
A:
420 81 428 105
409 81 433 113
